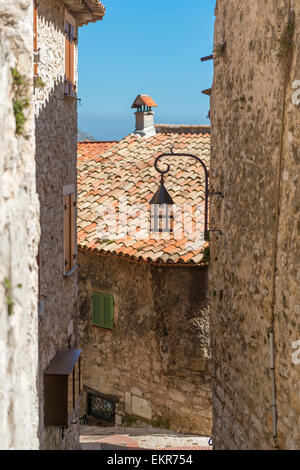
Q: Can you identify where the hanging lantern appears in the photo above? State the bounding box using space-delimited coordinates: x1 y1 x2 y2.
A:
150 148 215 241
150 176 174 233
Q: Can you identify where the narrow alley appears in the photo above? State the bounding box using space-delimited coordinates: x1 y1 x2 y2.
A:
1 0 299 455
80 426 211 451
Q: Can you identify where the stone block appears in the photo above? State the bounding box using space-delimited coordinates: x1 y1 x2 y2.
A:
115 415 122 426
125 392 132 414
168 389 186 403
132 396 152 421
130 387 143 397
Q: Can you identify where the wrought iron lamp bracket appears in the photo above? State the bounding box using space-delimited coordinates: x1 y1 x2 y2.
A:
208 191 224 199
153 147 210 239
152 148 223 239
60 414 86 439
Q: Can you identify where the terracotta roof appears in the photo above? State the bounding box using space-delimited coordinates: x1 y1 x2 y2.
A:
132 95 158 109
77 141 118 165
77 127 210 266
155 124 211 134
64 0 106 26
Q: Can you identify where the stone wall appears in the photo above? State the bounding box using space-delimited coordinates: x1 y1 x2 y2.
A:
35 0 80 450
210 0 300 450
78 249 212 436
0 0 39 449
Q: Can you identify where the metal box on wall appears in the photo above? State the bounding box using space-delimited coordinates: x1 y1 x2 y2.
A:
44 349 82 426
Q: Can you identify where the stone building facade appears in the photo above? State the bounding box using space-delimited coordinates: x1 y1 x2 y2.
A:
77 118 212 436
0 0 40 450
78 252 211 435
34 0 105 450
210 0 300 450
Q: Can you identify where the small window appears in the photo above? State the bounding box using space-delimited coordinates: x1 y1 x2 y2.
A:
64 186 77 274
87 393 115 423
92 293 114 330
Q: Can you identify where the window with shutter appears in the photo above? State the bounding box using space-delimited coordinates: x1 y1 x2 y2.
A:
92 293 102 326
70 192 76 265
64 194 71 272
70 25 75 97
63 186 77 275
92 293 114 330
64 22 70 95
64 18 76 97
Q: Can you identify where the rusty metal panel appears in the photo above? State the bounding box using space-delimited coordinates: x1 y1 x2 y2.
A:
44 375 68 426
44 350 82 426
45 349 81 376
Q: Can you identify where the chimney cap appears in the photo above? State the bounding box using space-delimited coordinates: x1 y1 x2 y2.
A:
131 94 158 109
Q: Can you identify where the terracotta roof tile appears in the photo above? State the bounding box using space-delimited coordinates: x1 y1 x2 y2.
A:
132 95 158 109
77 127 210 265
77 141 118 165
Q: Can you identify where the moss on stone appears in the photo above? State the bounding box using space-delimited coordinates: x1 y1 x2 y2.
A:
152 415 171 430
11 67 30 135
202 246 210 264
4 278 14 316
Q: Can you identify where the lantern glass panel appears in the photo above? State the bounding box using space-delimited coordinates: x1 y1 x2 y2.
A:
151 204 174 233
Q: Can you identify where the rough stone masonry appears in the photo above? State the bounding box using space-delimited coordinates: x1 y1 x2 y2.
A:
35 0 80 450
78 251 212 436
0 0 40 450
210 0 300 450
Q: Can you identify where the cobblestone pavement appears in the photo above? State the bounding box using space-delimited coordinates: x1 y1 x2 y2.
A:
80 426 212 450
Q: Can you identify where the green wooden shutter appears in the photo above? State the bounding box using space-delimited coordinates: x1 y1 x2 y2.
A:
92 293 101 327
92 293 113 330
103 295 114 330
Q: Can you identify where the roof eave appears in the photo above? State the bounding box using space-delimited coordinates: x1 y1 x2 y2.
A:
64 0 106 27
78 245 206 268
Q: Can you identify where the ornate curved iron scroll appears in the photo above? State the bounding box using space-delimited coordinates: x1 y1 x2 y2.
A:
153 148 210 240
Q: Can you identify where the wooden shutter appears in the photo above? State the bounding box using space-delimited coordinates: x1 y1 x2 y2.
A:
103 295 114 329
70 25 75 97
70 192 76 269
92 293 102 327
64 194 71 272
65 22 70 95
92 293 114 330
33 0 38 75
65 21 76 96
64 191 77 273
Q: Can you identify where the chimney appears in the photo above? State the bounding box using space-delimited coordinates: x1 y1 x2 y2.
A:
131 94 158 137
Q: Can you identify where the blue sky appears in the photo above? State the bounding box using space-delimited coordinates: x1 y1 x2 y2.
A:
78 0 215 141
